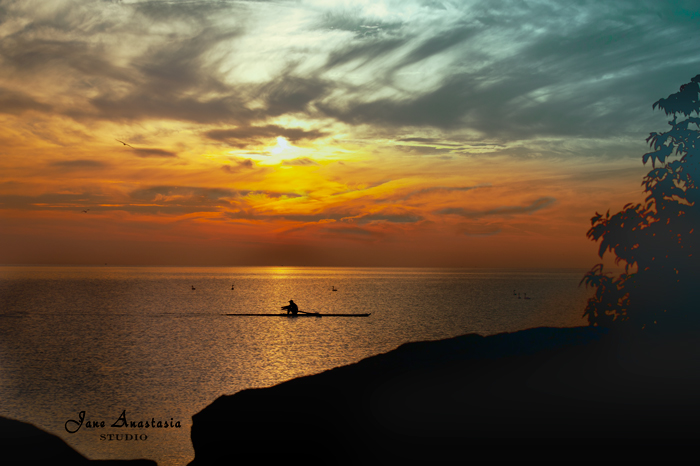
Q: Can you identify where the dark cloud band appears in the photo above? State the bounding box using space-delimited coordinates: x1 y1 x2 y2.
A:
437 197 556 219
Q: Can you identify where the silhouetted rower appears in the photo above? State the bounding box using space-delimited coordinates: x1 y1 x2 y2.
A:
281 300 298 315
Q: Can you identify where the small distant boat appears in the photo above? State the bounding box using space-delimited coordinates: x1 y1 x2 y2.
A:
225 312 370 318
192 285 196 290
331 286 338 291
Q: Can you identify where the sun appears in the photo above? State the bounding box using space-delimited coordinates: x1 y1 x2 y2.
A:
270 137 291 155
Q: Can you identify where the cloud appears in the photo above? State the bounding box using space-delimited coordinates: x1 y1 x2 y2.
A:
0 184 299 216
223 209 258 220
353 213 422 224
319 10 404 38
0 192 112 210
124 186 234 213
89 93 252 124
392 24 479 70
401 184 490 200
206 125 326 148
281 157 319 166
257 73 330 117
315 73 476 129
132 0 236 23
259 207 422 225
119 189 298 215
274 212 345 222
0 34 133 84
397 137 466 147
128 186 301 205
323 37 409 71
394 145 454 156
131 148 178 158
49 159 108 169
238 191 301 199
437 197 556 219
125 186 296 215
0 87 51 114
221 159 255 173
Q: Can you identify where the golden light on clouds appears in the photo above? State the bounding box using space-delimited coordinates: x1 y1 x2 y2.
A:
1 0 695 267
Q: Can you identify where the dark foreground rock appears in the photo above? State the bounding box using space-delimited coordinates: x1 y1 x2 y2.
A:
190 326 700 463
0 416 157 466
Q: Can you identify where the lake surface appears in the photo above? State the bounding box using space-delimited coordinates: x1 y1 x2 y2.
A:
0 266 591 465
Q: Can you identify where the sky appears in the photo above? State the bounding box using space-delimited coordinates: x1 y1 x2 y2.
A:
1 0 699 268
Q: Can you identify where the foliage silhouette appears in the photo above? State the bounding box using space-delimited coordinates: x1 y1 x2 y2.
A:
581 74 700 330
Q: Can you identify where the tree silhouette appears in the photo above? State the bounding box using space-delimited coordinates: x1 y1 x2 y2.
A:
581 74 700 331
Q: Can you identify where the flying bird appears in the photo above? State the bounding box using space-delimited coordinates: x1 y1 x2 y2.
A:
82 209 90 213
115 139 134 148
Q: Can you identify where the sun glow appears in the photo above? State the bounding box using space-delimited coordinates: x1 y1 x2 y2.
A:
270 137 291 155
242 136 313 166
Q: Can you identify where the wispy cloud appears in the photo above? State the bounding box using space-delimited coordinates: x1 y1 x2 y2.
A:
0 87 52 114
207 125 325 148
437 197 556 219
221 158 255 173
401 184 490 200
49 159 108 170
281 157 319 166
353 212 422 224
131 148 178 158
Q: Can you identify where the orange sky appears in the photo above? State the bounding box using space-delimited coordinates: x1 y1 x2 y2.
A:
1 1 697 267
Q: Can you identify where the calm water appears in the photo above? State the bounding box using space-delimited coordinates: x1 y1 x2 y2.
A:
0 266 590 465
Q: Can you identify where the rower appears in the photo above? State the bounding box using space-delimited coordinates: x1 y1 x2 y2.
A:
281 300 299 315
